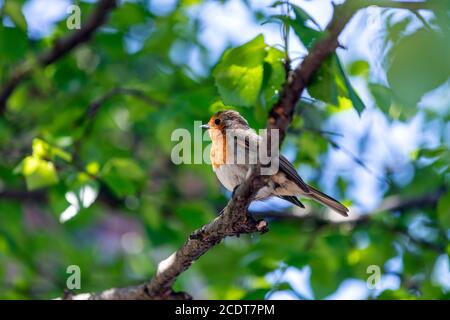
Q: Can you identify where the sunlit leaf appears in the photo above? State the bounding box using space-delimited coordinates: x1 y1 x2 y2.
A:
21 156 59 191
348 60 369 77
261 46 286 107
31 138 72 162
213 35 267 107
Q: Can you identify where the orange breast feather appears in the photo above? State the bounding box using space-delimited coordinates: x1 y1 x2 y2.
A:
210 131 227 170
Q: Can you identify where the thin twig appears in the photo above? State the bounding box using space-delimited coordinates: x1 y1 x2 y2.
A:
0 0 118 115
304 127 389 184
410 9 433 31
72 87 162 159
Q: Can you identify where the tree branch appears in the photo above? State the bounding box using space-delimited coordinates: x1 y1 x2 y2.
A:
267 0 433 140
268 0 357 139
145 168 269 299
65 0 433 300
0 0 118 115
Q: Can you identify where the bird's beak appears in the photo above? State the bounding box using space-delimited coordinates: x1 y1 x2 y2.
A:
200 124 210 129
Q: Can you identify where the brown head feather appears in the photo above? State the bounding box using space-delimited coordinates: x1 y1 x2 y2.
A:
208 110 249 131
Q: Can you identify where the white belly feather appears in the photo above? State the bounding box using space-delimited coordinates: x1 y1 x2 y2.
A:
214 164 246 192
214 164 275 200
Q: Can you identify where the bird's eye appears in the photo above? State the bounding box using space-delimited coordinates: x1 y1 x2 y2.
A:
214 118 221 125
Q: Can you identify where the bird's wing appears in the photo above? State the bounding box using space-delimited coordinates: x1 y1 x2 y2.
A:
277 195 305 208
229 128 261 160
279 155 310 193
234 131 310 193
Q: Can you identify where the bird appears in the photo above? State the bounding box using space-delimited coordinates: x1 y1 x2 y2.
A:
200 110 349 217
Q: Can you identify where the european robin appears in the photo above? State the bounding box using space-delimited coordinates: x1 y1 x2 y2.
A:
200 110 349 217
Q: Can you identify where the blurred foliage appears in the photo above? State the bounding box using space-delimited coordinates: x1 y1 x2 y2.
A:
0 0 448 300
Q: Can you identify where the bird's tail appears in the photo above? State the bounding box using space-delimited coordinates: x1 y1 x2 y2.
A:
307 185 349 217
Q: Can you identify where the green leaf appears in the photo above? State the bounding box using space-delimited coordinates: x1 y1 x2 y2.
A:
386 28 450 106
348 60 369 77
111 2 148 29
437 192 450 229
100 158 146 198
308 55 365 115
336 57 365 115
31 138 72 162
417 146 449 160
369 83 392 114
385 15 412 45
15 138 70 190
241 288 268 300
348 229 396 279
213 35 267 107
309 238 342 299
377 289 416 300
3 0 27 32
415 146 450 174
21 156 59 191
261 46 286 107
289 4 323 48
210 100 234 113
32 139 50 159
289 3 321 30
308 55 339 106
0 26 28 63
174 202 214 229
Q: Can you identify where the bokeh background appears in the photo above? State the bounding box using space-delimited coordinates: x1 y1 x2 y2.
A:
0 0 449 299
